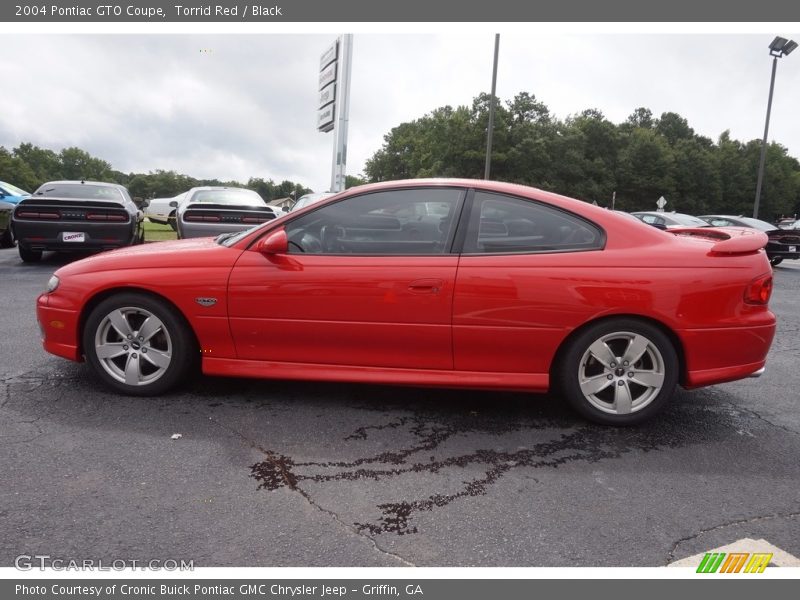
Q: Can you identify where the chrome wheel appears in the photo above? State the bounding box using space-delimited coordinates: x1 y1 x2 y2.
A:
577 331 666 415
94 306 173 386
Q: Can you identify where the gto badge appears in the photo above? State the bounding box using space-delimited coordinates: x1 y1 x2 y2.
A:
195 297 218 307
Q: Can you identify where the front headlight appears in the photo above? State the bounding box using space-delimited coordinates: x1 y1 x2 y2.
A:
46 275 60 293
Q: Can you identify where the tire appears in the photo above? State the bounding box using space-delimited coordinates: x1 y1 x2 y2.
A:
168 210 178 232
0 229 13 248
83 292 197 396
19 244 42 263
557 319 679 425
770 256 783 266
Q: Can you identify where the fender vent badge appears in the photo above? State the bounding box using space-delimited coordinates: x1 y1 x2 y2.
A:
195 297 217 307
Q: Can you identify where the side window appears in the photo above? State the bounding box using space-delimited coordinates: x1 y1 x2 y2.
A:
708 218 731 227
463 192 603 254
285 188 463 255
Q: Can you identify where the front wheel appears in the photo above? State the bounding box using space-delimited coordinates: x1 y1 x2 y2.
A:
770 256 783 267
558 319 679 425
83 293 197 396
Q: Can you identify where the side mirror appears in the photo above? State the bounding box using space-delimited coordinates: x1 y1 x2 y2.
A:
169 200 178 208
133 197 149 209
282 206 290 213
257 228 288 255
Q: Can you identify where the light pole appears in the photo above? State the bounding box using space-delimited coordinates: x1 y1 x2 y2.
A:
484 34 500 180
753 36 797 219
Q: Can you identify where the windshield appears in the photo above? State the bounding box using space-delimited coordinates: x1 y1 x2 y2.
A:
738 217 777 232
34 183 124 201
669 213 709 227
1 182 30 196
189 189 264 206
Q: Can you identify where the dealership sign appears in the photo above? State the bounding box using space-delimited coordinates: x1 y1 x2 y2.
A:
317 41 339 133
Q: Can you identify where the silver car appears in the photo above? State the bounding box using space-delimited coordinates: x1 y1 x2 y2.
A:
290 192 336 212
176 187 278 239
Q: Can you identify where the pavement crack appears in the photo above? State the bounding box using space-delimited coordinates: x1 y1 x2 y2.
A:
192 406 415 567
666 510 800 564
728 404 800 437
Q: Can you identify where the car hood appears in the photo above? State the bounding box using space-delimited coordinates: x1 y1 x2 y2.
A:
55 237 243 276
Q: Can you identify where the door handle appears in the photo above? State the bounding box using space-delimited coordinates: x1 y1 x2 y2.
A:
408 279 444 294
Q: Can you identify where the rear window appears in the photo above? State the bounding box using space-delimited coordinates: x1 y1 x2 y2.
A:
34 183 124 201
189 189 264 206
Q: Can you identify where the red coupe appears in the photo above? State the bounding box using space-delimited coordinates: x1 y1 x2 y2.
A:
37 179 776 424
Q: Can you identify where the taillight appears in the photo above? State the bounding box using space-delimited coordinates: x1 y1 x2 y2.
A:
242 216 268 224
184 214 221 222
17 211 60 220
87 213 127 221
744 273 773 305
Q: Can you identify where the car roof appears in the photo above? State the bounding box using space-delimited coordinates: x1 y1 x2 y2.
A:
187 186 254 192
38 180 128 190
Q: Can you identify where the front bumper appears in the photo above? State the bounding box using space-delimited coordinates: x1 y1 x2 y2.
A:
37 293 82 362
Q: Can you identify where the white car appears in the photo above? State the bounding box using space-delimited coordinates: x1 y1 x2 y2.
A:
176 186 280 239
145 192 187 228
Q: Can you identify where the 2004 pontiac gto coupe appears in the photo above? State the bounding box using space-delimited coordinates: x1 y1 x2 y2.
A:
37 179 776 424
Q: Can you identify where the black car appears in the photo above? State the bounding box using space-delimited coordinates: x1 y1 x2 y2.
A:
0 200 14 248
698 215 800 266
12 181 145 263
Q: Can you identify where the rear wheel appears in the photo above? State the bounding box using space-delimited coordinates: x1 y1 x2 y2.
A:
168 210 178 231
83 293 197 396
770 256 783 266
558 319 678 425
18 244 42 263
0 229 13 248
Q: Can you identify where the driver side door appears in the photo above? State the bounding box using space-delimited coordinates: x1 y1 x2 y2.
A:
227 187 465 370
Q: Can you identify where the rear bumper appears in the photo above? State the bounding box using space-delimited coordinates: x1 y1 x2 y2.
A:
679 319 776 388
14 220 136 251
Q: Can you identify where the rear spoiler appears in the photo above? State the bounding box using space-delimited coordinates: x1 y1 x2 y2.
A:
668 226 768 256
183 203 273 211
17 197 125 209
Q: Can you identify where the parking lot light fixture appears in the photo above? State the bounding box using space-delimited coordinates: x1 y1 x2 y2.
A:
754 36 796 219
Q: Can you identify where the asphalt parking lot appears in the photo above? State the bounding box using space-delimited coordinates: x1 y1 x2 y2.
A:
1 246 799 568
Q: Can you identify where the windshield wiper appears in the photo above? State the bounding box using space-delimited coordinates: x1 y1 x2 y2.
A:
215 232 236 244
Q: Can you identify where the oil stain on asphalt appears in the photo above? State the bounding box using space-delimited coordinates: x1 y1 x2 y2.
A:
249 387 750 536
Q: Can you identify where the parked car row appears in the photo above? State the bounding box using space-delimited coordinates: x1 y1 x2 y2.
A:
36 178 777 425
630 210 800 266
4 177 797 270
3 181 294 262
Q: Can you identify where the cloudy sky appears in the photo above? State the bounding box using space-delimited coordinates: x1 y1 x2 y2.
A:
2 33 799 192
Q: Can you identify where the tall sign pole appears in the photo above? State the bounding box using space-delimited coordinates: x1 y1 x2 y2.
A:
317 34 353 193
484 34 500 180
